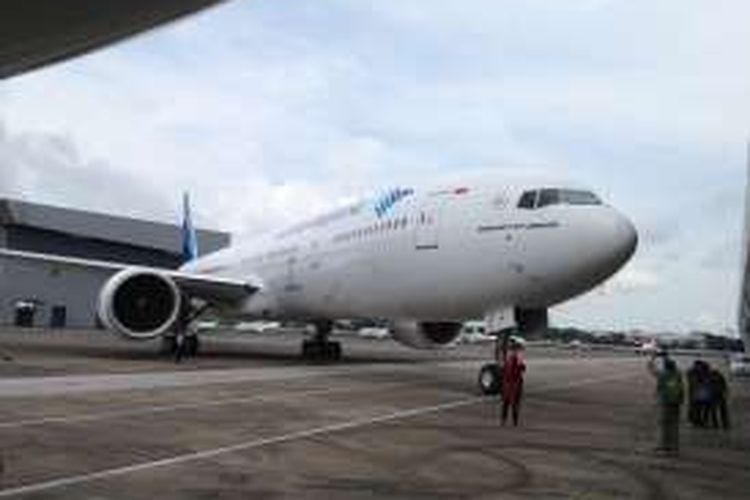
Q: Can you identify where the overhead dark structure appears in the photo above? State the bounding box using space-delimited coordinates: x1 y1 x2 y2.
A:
739 142 750 351
0 0 226 79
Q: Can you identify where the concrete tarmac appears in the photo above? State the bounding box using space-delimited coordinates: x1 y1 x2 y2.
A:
0 328 748 499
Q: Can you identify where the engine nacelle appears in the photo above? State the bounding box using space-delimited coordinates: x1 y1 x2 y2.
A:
98 268 182 340
391 320 462 349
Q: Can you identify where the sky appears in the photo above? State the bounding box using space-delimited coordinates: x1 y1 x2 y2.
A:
1 1 749 334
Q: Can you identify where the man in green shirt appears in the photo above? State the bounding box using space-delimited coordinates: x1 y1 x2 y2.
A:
649 353 684 455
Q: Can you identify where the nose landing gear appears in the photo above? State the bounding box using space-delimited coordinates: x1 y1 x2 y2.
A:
477 330 511 396
478 362 501 395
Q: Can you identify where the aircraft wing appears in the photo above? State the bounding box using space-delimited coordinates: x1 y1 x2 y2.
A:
0 248 257 305
1 0 227 79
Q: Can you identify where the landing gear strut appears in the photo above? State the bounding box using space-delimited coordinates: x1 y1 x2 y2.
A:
301 320 342 362
161 299 208 361
477 330 511 396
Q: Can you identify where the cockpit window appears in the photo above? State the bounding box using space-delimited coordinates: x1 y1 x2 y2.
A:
517 188 602 209
537 189 560 208
559 189 601 205
517 191 537 209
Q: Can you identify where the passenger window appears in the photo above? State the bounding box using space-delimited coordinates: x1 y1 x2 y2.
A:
517 191 537 209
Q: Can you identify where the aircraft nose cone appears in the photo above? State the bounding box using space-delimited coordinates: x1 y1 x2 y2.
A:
610 212 638 267
586 210 637 281
514 206 638 306
611 214 638 267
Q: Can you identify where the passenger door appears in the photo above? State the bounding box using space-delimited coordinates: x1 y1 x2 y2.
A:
414 197 442 251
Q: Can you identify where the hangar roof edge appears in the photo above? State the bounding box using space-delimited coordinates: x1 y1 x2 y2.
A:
0 198 229 255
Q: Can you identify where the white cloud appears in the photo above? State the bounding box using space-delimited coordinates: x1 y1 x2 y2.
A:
0 123 170 221
695 312 722 332
608 267 662 294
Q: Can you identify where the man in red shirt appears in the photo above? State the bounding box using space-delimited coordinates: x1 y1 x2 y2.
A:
501 340 526 426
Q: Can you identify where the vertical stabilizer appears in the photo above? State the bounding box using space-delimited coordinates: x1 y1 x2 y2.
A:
181 192 199 263
739 142 750 351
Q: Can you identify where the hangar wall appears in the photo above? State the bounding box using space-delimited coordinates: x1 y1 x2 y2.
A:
0 256 113 329
0 198 230 329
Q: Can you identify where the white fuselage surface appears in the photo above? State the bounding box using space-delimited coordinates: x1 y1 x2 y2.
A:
181 180 638 324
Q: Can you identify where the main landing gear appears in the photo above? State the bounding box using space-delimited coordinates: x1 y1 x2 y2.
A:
161 333 200 358
301 320 342 362
161 299 208 361
477 330 512 396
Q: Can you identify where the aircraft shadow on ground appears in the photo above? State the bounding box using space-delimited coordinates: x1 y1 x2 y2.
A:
0 338 441 366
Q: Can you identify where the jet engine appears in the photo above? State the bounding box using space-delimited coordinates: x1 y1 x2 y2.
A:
97 268 182 340
391 320 462 349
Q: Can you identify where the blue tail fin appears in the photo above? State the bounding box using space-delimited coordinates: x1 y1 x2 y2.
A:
181 192 199 263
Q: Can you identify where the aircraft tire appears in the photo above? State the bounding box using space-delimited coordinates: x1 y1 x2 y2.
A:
302 339 321 360
478 363 501 396
302 340 341 362
329 341 342 361
186 335 200 357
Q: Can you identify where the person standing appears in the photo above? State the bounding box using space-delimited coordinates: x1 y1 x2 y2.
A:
694 361 713 427
174 331 187 363
686 361 702 426
687 360 712 427
649 355 684 455
708 367 730 430
501 340 526 426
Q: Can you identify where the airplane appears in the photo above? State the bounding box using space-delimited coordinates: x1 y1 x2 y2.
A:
2 0 227 79
0 178 638 393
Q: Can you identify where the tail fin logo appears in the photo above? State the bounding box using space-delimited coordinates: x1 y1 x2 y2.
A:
181 192 199 263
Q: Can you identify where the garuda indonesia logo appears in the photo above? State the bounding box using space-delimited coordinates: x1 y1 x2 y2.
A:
374 187 414 218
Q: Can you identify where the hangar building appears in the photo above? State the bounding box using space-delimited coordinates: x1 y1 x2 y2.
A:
0 198 230 329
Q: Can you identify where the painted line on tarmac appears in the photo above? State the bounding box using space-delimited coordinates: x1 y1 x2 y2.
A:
0 382 409 430
0 371 637 498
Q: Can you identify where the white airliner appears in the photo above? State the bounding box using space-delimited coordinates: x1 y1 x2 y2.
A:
0 179 637 389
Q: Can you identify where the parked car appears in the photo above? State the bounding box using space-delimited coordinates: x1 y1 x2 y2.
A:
729 354 750 377
459 322 494 344
234 321 281 333
509 335 527 348
194 320 219 332
566 339 589 351
358 326 390 340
